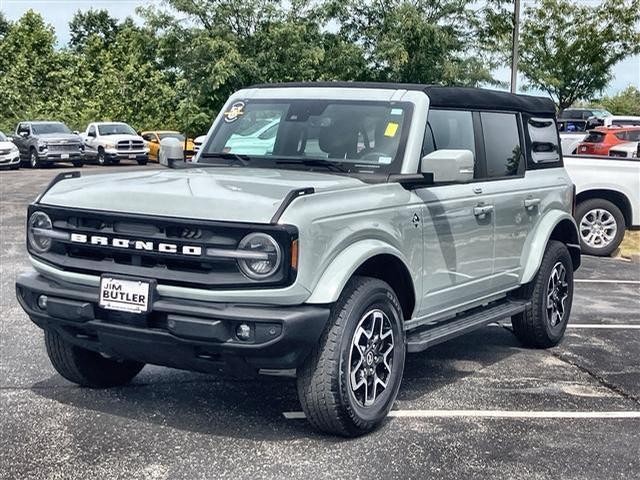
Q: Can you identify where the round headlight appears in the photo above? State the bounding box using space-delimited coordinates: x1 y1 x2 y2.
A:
28 211 53 253
237 233 282 279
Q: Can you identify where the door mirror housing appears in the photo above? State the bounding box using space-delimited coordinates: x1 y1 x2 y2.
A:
421 149 475 183
19 130 29 138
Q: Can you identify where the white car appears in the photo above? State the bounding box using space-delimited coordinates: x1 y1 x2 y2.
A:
193 135 206 153
602 115 640 127
0 131 20 170
609 141 639 159
81 122 149 166
560 132 587 155
565 155 640 256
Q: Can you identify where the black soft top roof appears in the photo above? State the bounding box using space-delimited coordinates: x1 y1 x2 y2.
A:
249 81 556 116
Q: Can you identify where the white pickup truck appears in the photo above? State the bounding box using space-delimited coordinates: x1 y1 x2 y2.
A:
564 154 639 256
81 122 149 166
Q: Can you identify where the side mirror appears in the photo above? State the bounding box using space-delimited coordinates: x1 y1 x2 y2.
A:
151 138 159 144
421 149 474 183
19 131 29 138
73 130 79 135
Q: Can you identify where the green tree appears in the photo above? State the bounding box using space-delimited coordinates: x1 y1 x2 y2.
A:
0 10 68 132
520 0 640 110
69 8 120 51
592 86 640 116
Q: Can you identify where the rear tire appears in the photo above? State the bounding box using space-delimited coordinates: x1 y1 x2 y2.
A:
72 161 83 168
45 329 144 388
137 158 148 165
575 199 625 256
511 240 574 348
297 276 406 436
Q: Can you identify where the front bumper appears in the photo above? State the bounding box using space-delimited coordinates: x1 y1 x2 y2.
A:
38 151 84 162
105 150 149 161
16 271 330 372
0 152 20 166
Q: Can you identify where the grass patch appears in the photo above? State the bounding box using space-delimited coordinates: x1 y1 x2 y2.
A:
619 230 640 261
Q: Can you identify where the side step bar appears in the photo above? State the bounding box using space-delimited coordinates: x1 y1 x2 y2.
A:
406 299 529 353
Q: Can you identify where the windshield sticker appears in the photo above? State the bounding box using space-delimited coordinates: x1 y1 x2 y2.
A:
223 102 245 123
379 156 392 164
384 122 399 137
390 108 403 116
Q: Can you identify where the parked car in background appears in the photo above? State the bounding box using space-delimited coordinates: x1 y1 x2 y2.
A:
224 118 280 154
576 126 640 156
81 122 149 165
12 121 84 168
0 131 20 170
602 115 640 127
16 82 581 436
565 154 640 256
557 108 610 134
141 131 195 161
193 135 206 154
558 108 611 121
560 132 588 155
609 141 639 159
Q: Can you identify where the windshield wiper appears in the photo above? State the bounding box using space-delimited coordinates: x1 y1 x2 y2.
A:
199 152 251 167
275 158 349 173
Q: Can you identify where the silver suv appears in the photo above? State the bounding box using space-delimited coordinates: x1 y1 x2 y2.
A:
16 83 580 436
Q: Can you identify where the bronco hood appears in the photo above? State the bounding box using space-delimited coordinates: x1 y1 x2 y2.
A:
39 167 366 224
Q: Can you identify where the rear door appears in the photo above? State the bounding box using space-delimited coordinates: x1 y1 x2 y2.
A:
414 109 496 321
484 113 562 292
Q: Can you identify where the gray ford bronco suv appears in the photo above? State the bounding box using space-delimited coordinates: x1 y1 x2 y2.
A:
16 82 580 436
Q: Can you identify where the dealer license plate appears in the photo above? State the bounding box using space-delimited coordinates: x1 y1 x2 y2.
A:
99 276 151 314
61 153 69 159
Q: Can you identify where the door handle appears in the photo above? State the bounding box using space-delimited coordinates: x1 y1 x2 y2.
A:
473 205 494 217
524 198 541 210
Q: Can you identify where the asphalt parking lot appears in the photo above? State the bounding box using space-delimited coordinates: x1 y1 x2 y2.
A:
1 165 639 480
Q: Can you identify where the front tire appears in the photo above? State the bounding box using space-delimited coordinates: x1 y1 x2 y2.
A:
297 276 406 436
137 157 148 165
45 330 145 388
29 149 39 168
511 240 574 348
97 148 107 166
576 199 625 256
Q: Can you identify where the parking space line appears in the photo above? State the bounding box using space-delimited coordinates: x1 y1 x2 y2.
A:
575 279 640 285
283 410 640 420
566 324 640 329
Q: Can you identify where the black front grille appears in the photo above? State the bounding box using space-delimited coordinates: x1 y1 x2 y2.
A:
30 206 297 289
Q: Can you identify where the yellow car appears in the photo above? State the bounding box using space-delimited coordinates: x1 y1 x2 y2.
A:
141 131 195 162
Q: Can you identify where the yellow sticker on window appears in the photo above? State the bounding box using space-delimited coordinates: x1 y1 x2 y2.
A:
384 122 399 137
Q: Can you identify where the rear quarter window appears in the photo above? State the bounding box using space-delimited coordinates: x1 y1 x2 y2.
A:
583 132 605 143
525 115 561 166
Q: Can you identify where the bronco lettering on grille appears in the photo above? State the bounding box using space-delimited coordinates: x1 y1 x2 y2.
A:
70 233 202 256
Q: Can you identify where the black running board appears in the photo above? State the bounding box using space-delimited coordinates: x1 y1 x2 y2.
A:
406 299 529 353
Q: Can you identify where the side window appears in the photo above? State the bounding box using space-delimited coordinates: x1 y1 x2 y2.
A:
480 112 523 177
526 116 560 164
141 133 154 141
423 109 476 159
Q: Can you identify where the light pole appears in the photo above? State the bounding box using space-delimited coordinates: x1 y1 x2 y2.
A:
510 0 521 93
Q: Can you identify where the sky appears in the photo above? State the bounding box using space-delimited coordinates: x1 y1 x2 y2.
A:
1 0 639 97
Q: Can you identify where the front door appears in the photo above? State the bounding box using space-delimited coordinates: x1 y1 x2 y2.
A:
414 182 495 321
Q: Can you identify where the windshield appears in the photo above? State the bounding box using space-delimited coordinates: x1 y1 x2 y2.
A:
98 123 137 136
200 99 412 174
593 109 612 118
32 122 71 135
158 132 185 141
0 132 6 141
